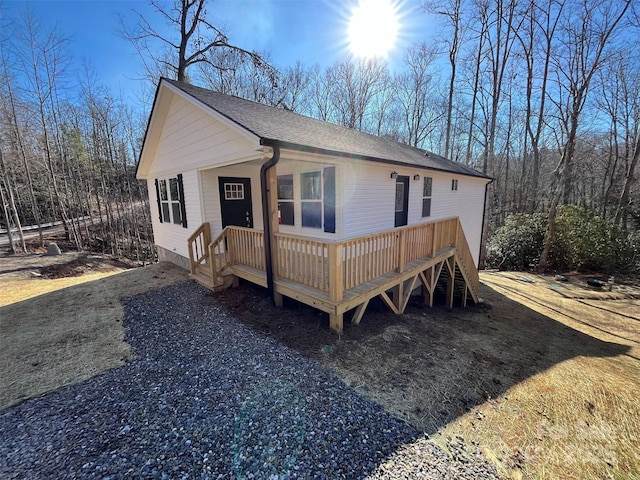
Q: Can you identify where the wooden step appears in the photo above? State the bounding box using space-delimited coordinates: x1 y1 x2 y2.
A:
189 271 219 290
189 270 238 293
196 262 213 277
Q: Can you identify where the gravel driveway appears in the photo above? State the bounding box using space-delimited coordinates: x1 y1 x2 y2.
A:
0 282 498 479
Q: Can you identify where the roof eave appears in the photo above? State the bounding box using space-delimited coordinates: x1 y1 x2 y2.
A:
260 138 492 180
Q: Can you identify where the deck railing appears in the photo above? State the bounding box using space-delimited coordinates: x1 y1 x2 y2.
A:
188 217 478 302
342 230 399 290
227 226 265 270
274 234 329 290
453 224 480 299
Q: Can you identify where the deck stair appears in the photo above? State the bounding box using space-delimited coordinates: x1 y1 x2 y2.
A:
188 217 480 333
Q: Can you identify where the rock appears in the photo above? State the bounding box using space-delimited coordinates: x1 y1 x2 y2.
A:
45 243 62 256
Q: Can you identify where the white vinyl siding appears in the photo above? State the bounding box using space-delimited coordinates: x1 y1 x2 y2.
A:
148 170 202 259
148 95 258 177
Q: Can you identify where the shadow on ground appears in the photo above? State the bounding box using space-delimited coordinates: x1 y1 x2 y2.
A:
215 278 631 434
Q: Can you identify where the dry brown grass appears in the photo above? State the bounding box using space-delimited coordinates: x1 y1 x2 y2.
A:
434 273 640 480
0 257 188 410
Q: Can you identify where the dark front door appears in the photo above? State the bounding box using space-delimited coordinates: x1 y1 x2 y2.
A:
394 175 409 227
218 177 253 228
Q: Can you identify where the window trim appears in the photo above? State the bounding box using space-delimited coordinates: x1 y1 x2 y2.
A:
422 176 433 218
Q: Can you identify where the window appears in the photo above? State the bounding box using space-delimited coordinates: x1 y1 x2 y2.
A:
422 176 433 217
154 175 187 228
301 171 322 228
451 179 459 191
159 179 170 222
277 174 294 226
169 178 183 225
277 168 335 232
224 183 245 200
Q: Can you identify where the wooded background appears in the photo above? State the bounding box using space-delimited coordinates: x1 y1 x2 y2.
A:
1 0 638 272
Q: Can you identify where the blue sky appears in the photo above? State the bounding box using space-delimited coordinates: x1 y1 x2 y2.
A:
2 0 435 102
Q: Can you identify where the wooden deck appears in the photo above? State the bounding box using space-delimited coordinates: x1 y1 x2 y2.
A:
188 217 479 333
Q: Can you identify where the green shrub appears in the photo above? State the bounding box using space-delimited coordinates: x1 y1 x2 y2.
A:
486 213 547 270
552 205 637 272
486 206 639 273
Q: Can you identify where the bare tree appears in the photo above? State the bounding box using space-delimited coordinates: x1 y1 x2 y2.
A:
515 0 566 213
328 56 389 131
395 43 442 147
538 0 632 270
121 0 269 84
424 0 465 158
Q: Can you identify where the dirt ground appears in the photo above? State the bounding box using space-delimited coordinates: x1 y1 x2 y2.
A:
1 249 638 479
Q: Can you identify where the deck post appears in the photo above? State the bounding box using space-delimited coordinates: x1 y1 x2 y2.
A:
432 222 438 257
422 266 435 307
397 229 406 273
328 243 343 302
392 282 402 311
267 166 283 307
330 312 343 333
188 244 196 275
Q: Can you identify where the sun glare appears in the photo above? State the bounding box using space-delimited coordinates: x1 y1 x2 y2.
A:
348 0 399 58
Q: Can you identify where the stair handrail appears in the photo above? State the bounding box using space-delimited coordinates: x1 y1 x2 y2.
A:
452 218 480 301
187 223 211 275
207 226 234 282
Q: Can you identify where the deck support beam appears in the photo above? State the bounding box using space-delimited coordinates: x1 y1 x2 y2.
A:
379 290 400 314
400 275 420 313
351 299 370 325
445 257 455 308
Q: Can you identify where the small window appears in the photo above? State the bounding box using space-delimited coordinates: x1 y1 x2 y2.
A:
224 183 245 200
422 177 433 217
451 179 458 191
277 175 294 226
301 171 322 229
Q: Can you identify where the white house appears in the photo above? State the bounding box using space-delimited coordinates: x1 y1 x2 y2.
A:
137 78 492 332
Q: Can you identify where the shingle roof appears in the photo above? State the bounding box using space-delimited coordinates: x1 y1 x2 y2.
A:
164 78 489 179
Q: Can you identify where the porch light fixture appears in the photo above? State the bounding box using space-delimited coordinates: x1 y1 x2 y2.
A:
390 171 398 179
413 174 420 181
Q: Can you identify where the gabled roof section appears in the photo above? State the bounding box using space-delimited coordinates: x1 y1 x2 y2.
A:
162 78 490 180
137 79 261 179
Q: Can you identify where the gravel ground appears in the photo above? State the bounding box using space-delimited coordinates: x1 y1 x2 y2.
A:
0 281 498 479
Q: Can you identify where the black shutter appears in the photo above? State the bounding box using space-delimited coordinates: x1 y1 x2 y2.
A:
323 166 336 233
154 179 163 222
177 174 188 228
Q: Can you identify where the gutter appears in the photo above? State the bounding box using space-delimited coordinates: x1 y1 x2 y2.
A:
479 177 495 269
259 139 280 300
